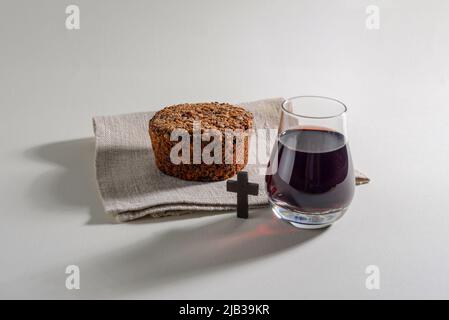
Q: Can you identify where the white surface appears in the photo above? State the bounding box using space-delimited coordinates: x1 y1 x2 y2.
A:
1 0 449 299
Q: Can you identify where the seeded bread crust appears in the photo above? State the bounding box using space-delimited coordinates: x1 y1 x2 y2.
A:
149 102 253 181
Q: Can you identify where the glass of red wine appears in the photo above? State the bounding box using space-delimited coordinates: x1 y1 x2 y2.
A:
265 96 355 229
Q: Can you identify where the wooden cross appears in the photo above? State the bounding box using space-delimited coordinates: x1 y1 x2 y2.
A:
226 171 259 219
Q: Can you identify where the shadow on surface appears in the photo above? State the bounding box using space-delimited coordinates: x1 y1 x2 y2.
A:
2 209 327 298
24 139 232 225
95 145 216 196
24 138 112 225
77 210 327 298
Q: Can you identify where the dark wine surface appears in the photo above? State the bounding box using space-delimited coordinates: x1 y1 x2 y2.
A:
266 128 354 212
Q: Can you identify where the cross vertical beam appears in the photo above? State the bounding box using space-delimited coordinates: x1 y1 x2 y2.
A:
226 171 259 219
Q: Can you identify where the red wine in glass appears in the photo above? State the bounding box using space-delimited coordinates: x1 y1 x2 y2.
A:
266 128 354 215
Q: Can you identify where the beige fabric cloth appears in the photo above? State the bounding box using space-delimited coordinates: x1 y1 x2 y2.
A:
93 98 368 222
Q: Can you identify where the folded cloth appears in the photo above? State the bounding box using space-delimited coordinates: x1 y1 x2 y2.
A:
93 98 369 222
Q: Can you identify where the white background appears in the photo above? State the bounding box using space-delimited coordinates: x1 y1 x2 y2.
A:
1 0 449 299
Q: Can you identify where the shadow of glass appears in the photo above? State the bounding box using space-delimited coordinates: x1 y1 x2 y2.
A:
2 209 328 298
75 210 328 298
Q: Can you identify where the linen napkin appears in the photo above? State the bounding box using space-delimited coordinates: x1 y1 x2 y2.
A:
93 98 369 222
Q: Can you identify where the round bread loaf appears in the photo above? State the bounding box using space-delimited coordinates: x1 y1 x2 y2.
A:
149 102 253 181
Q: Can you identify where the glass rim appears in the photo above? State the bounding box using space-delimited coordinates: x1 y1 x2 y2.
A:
282 95 348 119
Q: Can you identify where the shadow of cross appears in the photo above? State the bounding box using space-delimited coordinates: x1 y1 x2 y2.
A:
226 171 259 219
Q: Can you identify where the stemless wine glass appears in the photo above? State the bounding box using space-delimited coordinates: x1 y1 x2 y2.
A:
265 96 355 229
